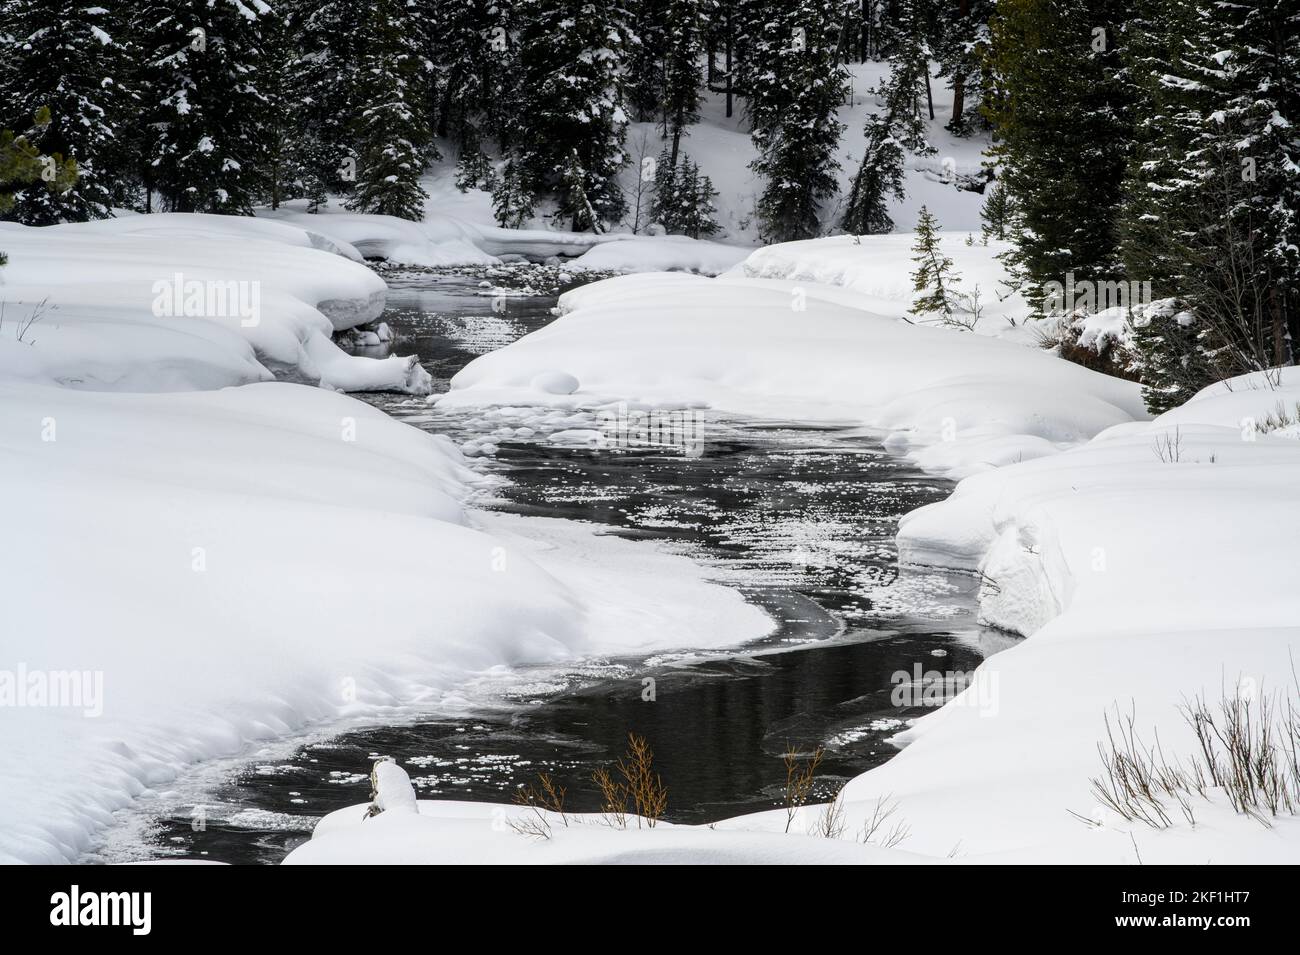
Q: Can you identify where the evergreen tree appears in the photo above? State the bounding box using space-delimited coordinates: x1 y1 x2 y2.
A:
511 0 631 231
660 0 706 166
295 0 369 195
984 0 1134 317
979 176 1009 241
136 0 274 214
676 157 720 238
841 113 906 235
650 150 718 237
648 147 681 231
740 0 849 242
1120 0 1299 381
345 0 435 220
879 0 938 130
492 155 536 227
909 205 957 319
626 0 669 121
433 0 514 152
1130 303 1220 413
1 1 129 222
842 3 936 237
0 108 77 242
259 5 318 210
935 0 993 135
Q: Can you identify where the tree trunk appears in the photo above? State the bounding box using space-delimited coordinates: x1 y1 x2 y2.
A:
725 27 733 119
951 0 969 127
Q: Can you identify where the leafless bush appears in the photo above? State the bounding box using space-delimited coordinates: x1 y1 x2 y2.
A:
591 765 627 829
591 732 668 829
0 298 50 345
1182 687 1298 822
783 744 824 833
507 811 552 840
1084 704 1175 828
620 733 668 827
513 772 568 824
1153 426 1183 463
814 786 848 839
1254 400 1300 436
859 794 911 848
508 771 569 839
1074 683 1300 831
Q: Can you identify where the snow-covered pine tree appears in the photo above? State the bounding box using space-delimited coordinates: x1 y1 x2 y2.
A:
650 149 718 237
1119 0 1298 407
676 157 720 239
840 113 906 235
1117 0 1198 294
841 0 936 238
935 0 993 135
433 0 514 160
294 0 369 194
626 0 668 122
1 1 129 222
345 0 436 220
878 0 938 128
492 155 535 227
739 0 849 242
660 0 705 167
909 205 957 320
979 176 1009 241
648 146 681 231
985 0 1134 318
511 0 631 231
258 4 318 210
136 0 274 214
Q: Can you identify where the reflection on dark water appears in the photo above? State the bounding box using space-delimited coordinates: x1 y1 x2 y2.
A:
106 272 1010 865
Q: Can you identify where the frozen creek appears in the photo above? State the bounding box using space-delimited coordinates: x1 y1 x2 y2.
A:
90 267 1016 865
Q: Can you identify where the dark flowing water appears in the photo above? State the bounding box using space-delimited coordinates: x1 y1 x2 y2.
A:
91 268 1012 865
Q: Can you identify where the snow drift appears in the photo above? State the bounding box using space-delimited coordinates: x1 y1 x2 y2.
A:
440 259 1146 479
0 216 428 394
0 379 770 864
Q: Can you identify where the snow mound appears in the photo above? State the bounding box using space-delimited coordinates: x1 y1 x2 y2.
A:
0 217 426 394
0 381 771 863
859 368 1300 860
440 264 1145 479
570 234 753 275
284 800 919 865
530 370 580 395
739 232 1028 333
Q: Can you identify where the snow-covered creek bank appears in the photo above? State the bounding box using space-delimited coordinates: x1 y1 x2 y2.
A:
89 271 1012 864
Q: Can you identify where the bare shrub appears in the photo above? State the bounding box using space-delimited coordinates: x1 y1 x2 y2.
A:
782 744 824 833
508 771 569 839
1254 400 1300 436
591 765 627 829
513 772 568 824
859 794 911 848
814 786 848 839
1075 683 1300 831
1153 426 1183 463
591 732 668 829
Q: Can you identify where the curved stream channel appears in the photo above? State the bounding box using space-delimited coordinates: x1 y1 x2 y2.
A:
92 267 1014 864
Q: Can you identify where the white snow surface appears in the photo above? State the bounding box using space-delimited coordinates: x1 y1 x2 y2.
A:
440 243 1147 480
261 201 750 275
0 380 771 863
0 216 428 394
